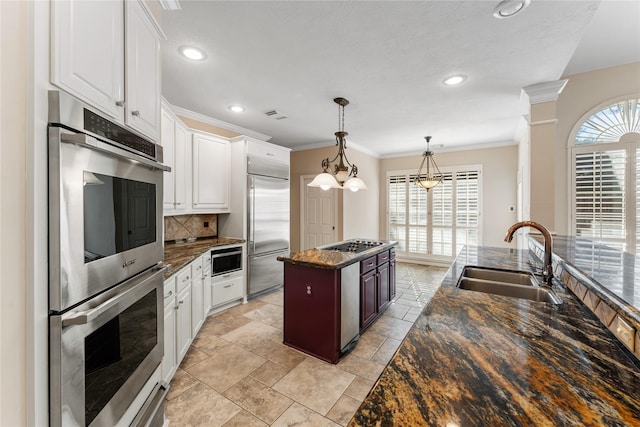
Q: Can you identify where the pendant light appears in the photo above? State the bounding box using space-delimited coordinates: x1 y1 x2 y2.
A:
415 136 442 190
308 98 367 192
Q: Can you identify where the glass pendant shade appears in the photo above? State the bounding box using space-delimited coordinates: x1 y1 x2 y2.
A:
343 176 368 192
415 177 441 190
308 172 340 190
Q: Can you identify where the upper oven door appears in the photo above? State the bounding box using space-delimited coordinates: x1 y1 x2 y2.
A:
49 126 166 312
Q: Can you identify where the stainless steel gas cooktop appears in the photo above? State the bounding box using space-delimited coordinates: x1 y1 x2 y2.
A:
321 240 385 253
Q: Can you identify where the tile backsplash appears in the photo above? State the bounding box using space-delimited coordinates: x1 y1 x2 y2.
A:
164 214 217 241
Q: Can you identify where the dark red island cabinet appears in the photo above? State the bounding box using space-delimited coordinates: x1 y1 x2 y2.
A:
360 248 396 331
283 264 342 363
283 246 396 363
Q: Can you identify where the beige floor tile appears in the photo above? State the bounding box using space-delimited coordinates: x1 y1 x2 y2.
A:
271 402 341 427
243 304 284 329
336 353 385 382
251 339 307 370
370 337 403 365
255 290 283 306
221 320 281 350
185 344 267 392
326 394 362 426
191 332 234 355
211 310 255 329
222 410 269 427
250 360 291 387
223 377 293 424
166 368 199 401
384 302 411 320
365 315 413 340
198 318 243 337
343 376 375 402
349 332 385 360
273 357 355 415
165 382 241 427
179 346 209 368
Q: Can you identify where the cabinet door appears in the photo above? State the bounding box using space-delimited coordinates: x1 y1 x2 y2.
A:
377 262 390 312
192 133 230 211
176 285 192 363
162 297 177 383
174 120 188 211
161 108 175 211
191 273 204 336
203 267 212 315
360 269 377 330
125 0 161 140
389 258 397 301
51 0 125 120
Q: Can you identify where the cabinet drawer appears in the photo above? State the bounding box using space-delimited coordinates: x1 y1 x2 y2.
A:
361 256 377 274
163 277 176 308
389 247 396 260
191 256 204 278
176 267 192 293
212 276 243 306
377 250 390 264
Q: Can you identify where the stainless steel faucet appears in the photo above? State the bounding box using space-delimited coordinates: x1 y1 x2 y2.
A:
504 221 553 286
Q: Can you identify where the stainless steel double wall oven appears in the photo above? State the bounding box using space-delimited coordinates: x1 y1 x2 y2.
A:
48 91 169 427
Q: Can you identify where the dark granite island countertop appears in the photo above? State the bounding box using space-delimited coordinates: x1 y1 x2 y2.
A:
277 239 397 269
349 246 640 426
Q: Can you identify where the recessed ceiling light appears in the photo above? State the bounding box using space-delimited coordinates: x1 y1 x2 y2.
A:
493 0 531 19
443 75 467 86
229 105 245 113
179 46 206 61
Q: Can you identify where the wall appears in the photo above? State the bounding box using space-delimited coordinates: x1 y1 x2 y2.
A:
0 1 27 425
555 62 640 234
380 145 519 248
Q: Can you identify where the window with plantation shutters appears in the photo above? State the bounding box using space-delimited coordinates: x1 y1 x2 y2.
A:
571 98 640 254
387 166 481 261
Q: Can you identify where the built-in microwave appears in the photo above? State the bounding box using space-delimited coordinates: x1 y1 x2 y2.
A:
211 246 243 276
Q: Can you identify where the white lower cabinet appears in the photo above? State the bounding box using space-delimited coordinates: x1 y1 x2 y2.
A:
211 271 244 308
203 263 212 315
162 278 177 384
175 267 193 363
191 255 205 336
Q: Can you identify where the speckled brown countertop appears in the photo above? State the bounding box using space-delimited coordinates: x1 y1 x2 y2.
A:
349 245 640 426
277 240 397 269
163 237 245 278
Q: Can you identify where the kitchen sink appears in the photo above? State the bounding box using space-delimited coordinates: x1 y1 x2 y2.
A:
457 266 561 304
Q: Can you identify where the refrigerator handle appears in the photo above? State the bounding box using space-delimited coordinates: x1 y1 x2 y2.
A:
249 175 256 253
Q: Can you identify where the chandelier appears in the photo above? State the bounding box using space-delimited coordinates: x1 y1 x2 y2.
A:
415 136 442 190
307 97 367 192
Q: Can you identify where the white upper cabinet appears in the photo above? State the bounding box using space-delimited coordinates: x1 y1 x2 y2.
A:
192 132 230 212
174 119 187 210
161 107 176 211
51 0 125 120
51 0 162 141
125 0 161 139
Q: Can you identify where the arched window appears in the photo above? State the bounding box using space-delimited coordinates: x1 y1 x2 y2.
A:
570 98 640 254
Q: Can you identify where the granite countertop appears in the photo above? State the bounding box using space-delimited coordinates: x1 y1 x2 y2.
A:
163 236 245 278
349 245 640 426
277 239 397 269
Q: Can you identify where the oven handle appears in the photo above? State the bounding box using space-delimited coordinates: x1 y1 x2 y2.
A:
211 250 242 259
59 131 170 172
62 264 167 327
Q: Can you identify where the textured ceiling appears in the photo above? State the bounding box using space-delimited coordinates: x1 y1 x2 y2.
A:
160 0 636 157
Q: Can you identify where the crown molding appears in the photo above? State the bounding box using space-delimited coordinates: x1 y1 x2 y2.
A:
168 103 272 142
381 139 518 159
521 79 568 104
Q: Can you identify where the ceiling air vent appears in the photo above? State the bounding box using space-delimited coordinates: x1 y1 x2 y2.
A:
264 109 288 120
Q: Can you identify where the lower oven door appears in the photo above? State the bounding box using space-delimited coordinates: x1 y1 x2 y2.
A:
50 264 166 427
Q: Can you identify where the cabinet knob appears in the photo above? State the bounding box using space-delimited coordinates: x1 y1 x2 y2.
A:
131 110 141 117
164 290 173 299
306 285 312 295
116 100 125 107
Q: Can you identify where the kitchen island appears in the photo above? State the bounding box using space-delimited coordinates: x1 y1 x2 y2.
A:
349 244 640 426
278 240 397 364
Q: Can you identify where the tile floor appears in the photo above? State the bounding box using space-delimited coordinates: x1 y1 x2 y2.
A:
165 262 448 426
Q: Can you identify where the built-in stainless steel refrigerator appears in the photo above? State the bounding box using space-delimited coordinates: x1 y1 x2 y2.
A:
247 155 290 297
